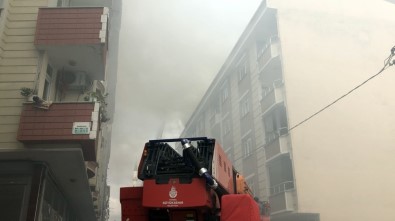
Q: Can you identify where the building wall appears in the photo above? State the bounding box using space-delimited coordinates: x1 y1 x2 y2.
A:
181 3 270 200
183 0 395 220
269 0 395 220
0 0 120 220
0 0 48 149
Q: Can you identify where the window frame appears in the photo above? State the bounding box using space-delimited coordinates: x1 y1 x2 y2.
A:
240 97 250 117
43 65 53 100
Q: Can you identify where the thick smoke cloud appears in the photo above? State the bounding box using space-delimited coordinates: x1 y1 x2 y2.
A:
108 1 262 220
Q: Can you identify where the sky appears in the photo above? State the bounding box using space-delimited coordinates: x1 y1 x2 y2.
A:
108 1 262 220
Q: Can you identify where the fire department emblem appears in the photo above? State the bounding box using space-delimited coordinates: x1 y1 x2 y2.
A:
169 186 177 198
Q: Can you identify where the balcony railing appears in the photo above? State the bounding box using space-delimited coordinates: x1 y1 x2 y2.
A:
17 102 100 161
35 7 109 80
270 181 295 195
264 127 288 144
264 128 289 160
257 36 280 71
261 80 284 114
269 187 295 214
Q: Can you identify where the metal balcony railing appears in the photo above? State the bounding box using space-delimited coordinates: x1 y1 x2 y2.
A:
261 79 284 114
270 181 295 195
257 36 280 70
264 127 288 145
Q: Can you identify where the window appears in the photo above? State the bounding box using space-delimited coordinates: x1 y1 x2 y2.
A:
263 106 289 144
224 147 233 163
0 1 4 32
238 61 249 81
243 137 252 157
0 177 29 221
43 65 53 100
240 97 250 117
39 176 77 220
210 102 220 127
221 80 230 103
57 0 70 7
222 86 229 103
256 40 267 58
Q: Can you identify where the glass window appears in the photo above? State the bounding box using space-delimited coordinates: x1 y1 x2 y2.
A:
43 65 53 100
57 0 70 7
223 117 231 135
238 61 249 81
38 176 76 221
244 137 252 157
0 183 26 221
240 97 250 117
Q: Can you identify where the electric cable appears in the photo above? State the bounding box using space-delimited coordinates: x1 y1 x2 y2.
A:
289 46 394 131
221 45 395 165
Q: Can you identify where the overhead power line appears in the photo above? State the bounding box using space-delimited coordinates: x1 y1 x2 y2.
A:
289 46 395 131
229 46 395 165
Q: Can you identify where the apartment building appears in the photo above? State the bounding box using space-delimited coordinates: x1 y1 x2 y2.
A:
181 1 395 221
0 0 121 220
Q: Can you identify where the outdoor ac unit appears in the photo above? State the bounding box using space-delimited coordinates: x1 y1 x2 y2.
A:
67 72 91 90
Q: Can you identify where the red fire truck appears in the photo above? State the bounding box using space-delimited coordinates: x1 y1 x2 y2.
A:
120 137 270 221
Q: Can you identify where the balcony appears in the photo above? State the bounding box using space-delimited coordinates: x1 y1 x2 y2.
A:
270 181 295 195
264 129 289 161
269 184 295 214
17 102 100 161
261 80 284 114
35 7 109 80
257 36 280 72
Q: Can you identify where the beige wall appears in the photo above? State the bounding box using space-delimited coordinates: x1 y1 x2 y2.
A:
0 0 48 148
271 0 395 220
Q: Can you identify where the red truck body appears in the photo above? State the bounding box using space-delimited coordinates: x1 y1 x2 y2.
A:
120 137 270 221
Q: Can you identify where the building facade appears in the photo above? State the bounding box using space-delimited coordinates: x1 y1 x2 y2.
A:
0 0 121 220
181 1 395 221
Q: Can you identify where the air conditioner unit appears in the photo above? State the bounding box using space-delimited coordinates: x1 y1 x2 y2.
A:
66 72 91 90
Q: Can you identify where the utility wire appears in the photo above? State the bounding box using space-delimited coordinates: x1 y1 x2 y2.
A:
289 46 395 131
228 46 395 164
